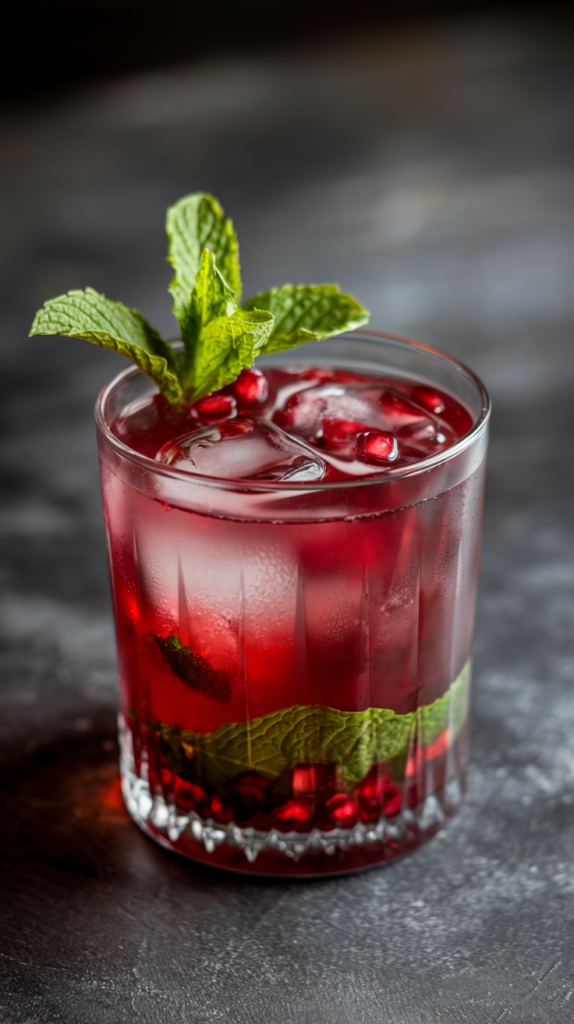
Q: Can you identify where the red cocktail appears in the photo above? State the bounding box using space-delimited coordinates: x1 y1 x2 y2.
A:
96 331 489 876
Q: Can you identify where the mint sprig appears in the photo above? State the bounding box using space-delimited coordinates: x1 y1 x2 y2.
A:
30 191 370 405
29 287 184 404
145 661 470 790
243 284 370 354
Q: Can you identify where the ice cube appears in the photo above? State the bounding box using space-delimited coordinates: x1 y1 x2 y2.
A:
157 416 327 482
275 380 455 456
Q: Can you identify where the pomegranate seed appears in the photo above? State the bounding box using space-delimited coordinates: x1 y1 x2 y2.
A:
412 385 445 414
356 431 398 464
382 789 402 816
211 796 233 823
276 800 312 823
326 793 358 822
193 393 237 423
232 368 269 404
173 778 208 810
292 766 316 794
233 772 274 814
321 417 372 446
276 392 327 432
379 390 426 426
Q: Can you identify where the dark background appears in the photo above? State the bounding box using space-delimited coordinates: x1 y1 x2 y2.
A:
2 3 574 1022
5 0 570 96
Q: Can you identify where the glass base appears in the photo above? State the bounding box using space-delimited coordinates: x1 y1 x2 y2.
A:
120 715 465 877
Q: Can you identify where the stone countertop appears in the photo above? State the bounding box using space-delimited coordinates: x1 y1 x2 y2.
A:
1 16 574 1022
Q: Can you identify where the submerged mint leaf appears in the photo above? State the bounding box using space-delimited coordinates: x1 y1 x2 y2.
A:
167 192 242 336
30 287 183 404
154 634 232 703
243 284 369 355
153 660 470 790
419 659 471 747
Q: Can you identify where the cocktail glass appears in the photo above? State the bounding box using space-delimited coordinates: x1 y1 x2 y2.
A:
95 330 490 877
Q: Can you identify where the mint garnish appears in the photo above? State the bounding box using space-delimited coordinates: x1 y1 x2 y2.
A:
154 634 231 703
147 661 470 790
30 192 369 405
29 287 184 404
242 284 369 355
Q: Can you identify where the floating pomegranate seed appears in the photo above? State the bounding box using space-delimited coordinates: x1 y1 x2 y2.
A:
356 431 398 464
232 367 269 405
321 417 372 446
276 391 327 433
193 393 237 423
326 793 358 823
276 800 312 823
379 389 427 426
412 385 445 414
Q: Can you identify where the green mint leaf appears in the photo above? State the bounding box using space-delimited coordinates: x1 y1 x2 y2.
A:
30 287 183 404
242 284 369 355
182 253 274 400
153 660 470 791
166 193 242 336
154 634 231 703
189 308 275 401
187 247 237 340
419 659 470 747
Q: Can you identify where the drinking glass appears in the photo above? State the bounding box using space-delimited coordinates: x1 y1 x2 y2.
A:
95 330 490 876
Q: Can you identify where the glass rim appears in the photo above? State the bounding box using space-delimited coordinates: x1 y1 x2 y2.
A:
94 329 491 493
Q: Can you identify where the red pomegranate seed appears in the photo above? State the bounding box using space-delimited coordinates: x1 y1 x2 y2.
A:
232 368 269 404
276 800 312 823
412 385 445 414
356 431 398 464
321 417 372 446
193 393 237 422
383 789 402 816
173 778 208 810
379 390 426 425
326 793 358 822
211 796 234 823
292 766 316 794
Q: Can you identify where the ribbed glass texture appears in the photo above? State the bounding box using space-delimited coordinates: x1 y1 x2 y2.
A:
96 332 490 876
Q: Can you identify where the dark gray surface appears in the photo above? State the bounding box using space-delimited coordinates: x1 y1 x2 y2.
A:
2 16 574 1022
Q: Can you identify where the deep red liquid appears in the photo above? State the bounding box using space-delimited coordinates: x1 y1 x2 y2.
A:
102 365 482 874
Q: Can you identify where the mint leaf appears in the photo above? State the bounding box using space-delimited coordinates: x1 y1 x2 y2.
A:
153 660 470 790
154 634 231 703
30 287 183 404
166 193 242 337
183 246 237 356
242 284 369 355
419 659 470 747
181 250 274 400
189 308 275 401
